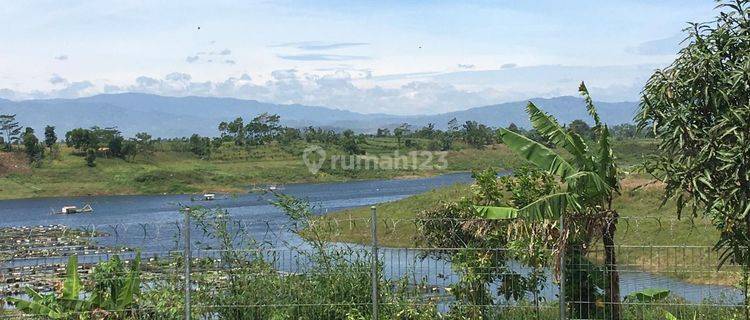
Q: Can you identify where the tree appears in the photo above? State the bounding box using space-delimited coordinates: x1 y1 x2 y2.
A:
0 114 22 150
416 123 436 139
85 148 97 167
418 167 556 317
340 129 362 155
437 131 453 151
89 127 120 146
277 127 301 146
507 123 521 133
218 121 230 139
462 121 494 149
227 117 246 146
108 135 124 158
189 134 211 158
134 132 154 158
22 127 43 164
44 125 57 151
473 83 622 319
121 140 138 161
439 117 460 151
246 113 282 145
637 2 750 317
609 123 641 140
447 117 459 132
393 123 410 148
567 119 592 140
65 128 95 151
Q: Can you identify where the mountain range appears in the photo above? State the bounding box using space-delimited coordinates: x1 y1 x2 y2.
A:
0 93 639 138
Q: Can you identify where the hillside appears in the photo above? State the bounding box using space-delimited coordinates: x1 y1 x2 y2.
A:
0 93 638 137
0 138 529 200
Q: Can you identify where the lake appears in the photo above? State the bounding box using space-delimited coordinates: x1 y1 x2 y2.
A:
0 172 743 305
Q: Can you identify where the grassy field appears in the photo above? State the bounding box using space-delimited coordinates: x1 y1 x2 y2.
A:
0 138 656 200
312 176 735 285
314 139 668 248
0 137 529 200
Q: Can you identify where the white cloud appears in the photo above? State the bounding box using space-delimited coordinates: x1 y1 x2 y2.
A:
49 74 68 85
0 64 656 114
628 34 686 55
185 47 235 64
270 41 369 51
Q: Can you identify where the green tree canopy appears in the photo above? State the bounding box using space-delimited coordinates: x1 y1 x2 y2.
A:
22 127 43 164
637 1 750 314
0 114 21 150
44 125 57 149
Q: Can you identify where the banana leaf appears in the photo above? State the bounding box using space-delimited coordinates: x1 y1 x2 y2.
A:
579 82 602 129
7 288 63 319
61 255 82 300
526 102 593 170
597 125 619 192
474 193 577 220
564 171 611 199
498 128 576 179
115 251 142 309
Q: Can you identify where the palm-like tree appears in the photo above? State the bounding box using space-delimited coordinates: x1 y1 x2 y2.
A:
474 83 622 319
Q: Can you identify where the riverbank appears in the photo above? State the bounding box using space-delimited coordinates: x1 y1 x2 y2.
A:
0 142 523 200
0 138 657 201
314 176 738 286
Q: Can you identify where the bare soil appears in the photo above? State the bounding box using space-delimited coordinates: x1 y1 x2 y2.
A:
0 151 30 176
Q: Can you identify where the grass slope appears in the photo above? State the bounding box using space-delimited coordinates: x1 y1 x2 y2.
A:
0 138 527 200
315 177 733 285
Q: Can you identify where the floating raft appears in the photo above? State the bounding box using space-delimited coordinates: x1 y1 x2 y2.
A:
51 204 93 214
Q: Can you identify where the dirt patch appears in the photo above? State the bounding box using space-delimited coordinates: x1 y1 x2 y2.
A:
621 177 665 191
0 151 30 176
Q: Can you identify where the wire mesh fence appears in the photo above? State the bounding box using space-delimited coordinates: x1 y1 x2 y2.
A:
1 211 748 319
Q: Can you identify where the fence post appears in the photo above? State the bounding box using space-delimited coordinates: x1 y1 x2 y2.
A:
183 207 191 320
370 205 379 320
559 214 566 320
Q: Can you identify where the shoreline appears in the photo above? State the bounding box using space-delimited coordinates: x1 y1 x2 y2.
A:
0 169 467 201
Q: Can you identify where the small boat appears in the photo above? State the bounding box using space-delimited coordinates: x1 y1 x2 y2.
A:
203 193 216 201
52 204 93 215
268 184 284 191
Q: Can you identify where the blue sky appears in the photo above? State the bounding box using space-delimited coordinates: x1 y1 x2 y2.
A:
0 1 717 114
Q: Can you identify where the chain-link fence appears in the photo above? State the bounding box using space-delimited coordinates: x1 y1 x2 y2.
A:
1 210 748 319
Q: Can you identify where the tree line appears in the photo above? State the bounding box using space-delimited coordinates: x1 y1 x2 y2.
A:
1 109 648 168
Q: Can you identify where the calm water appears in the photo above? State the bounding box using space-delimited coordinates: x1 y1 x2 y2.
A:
0 173 473 228
0 172 742 304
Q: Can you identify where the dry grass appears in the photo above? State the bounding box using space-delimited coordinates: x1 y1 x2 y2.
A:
0 151 30 176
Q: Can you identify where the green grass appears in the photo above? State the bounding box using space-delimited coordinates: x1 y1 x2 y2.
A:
0 145 324 199
611 138 660 167
311 183 471 246
314 139 668 247
313 175 737 286
0 138 658 201
0 138 528 200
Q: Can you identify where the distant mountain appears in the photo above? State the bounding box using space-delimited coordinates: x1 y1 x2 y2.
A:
0 93 638 137
397 96 639 130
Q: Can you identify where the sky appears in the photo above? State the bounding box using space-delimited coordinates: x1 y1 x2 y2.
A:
0 1 718 115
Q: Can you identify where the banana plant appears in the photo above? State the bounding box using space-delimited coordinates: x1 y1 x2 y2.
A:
9 252 142 319
473 83 623 319
8 255 90 319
